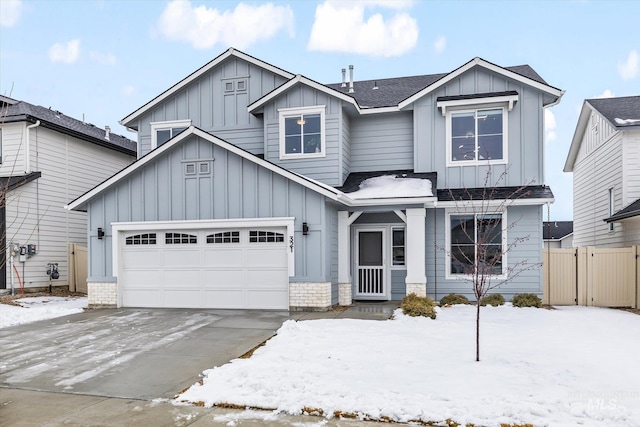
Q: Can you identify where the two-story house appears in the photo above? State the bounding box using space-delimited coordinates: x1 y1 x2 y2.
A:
67 48 563 310
1 95 136 292
564 96 640 247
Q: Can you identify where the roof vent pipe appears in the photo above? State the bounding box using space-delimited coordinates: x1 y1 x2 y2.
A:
105 125 110 140
349 65 354 93
341 68 346 87
373 80 378 90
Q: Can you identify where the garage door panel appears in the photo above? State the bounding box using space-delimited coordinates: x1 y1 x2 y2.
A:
204 269 244 287
123 290 162 308
123 250 163 268
246 270 288 288
164 290 203 308
123 270 162 287
121 226 288 309
203 249 243 267
245 247 287 266
163 250 201 267
247 290 289 309
204 290 245 308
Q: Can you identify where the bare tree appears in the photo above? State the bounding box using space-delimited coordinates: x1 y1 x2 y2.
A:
446 168 541 361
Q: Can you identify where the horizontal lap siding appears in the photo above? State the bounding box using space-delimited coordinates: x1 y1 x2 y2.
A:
350 112 413 172
6 126 134 288
0 122 26 175
87 135 330 283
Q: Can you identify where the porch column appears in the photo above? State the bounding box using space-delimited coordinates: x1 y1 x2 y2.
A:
405 207 427 297
338 211 352 305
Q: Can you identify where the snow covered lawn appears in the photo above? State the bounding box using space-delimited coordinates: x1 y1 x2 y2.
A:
178 304 640 426
0 296 87 328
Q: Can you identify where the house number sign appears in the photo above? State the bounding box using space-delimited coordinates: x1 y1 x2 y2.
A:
289 236 294 252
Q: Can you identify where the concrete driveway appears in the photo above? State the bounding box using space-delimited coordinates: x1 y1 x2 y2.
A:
0 308 295 400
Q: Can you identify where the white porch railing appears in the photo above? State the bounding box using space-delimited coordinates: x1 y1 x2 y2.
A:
358 266 384 296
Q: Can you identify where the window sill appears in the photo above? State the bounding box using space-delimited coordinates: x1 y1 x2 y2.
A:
280 152 326 161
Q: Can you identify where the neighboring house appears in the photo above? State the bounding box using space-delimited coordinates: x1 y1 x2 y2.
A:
543 221 573 248
1 95 136 291
564 96 640 247
67 48 563 310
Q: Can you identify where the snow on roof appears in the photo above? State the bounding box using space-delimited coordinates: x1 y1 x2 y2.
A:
346 175 433 199
614 118 640 125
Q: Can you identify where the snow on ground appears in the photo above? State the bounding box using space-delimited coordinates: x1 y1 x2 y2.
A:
178 305 640 426
0 296 87 328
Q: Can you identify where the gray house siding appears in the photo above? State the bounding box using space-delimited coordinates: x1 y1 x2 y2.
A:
327 205 339 305
414 66 545 189
341 111 351 185
136 57 288 157
350 112 414 172
426 205 543 301
263 85 343 186
86 135 331 284
391 270 407 301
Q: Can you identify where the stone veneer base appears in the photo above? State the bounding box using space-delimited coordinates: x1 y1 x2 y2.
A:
289 282 332 311
406 282 426 298
88 281 117 307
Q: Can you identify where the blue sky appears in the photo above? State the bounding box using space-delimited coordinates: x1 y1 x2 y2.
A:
1 0 638 220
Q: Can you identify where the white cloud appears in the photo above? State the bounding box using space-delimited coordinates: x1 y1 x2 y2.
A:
48 39 80 64
618 49 638 80
121 85 135 96
89 51 117 65
0 0 22 27
157 1 294 50
433 35 446 54
594 89 615 98
307 1 418 57
545 109 556 143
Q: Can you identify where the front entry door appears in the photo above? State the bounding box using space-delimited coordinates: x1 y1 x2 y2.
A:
355 228 386 299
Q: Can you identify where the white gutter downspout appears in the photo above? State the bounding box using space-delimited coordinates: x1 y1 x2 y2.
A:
25 120 41 173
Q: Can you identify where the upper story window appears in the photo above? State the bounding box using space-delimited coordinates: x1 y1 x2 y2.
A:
449 108 505 164
278 106 325 160
151 119 191 149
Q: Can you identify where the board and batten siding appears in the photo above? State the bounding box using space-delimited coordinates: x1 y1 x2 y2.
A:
262 85 343 186
4 125 134 289
86 135 332 284
413 66 545 189
572 130 625 248
135 57 288 157
426 205 544 301
349 111 413 172
341 111 351 185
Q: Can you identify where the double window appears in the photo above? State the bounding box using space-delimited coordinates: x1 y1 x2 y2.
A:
279 106 325 159
151 119 191 149
448 212 505 277
449 108 505 163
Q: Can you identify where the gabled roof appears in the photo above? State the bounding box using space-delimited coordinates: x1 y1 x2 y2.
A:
604 198 640 223
66 126 342 212
543 221 573 240
564 95 640 172
120 48 295 128
249 56 562 114
2 98 136 155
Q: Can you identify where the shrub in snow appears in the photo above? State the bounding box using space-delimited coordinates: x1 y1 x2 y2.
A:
511 293 542 308
401 293 437 319
480 293 505 307
439 293 470 306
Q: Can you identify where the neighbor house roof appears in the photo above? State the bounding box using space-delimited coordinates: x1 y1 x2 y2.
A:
564 95 640 172
543 221 573 240
587 96 640 129
604 198 640 223
2 98 136 155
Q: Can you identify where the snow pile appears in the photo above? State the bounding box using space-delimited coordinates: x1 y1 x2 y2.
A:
347 175 432 199
614 118 640 125
178 305 640 426
0 296 87 328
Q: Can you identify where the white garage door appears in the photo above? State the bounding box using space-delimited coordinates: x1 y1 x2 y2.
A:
120 227 288 309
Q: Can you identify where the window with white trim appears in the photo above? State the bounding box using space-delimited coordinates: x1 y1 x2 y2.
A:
448 212 504 276
391 227 405 267
279 106 325 159
448 108 506 164
608 188 615 232
151 119 191 148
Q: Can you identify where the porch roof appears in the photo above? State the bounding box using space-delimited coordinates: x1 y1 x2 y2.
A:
337 170 437 193
604 198 640 223
437 185 554 203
